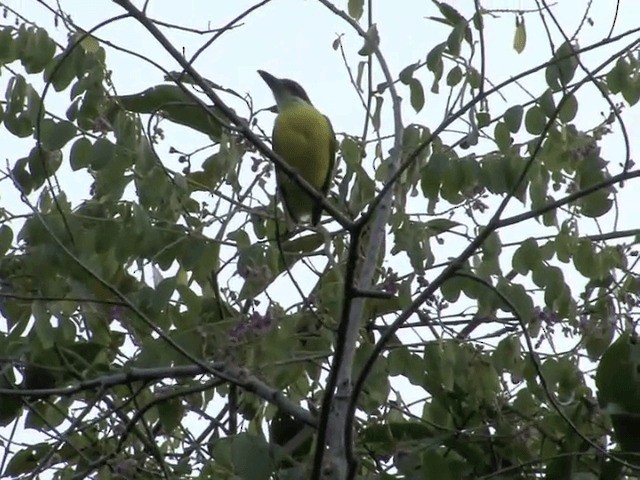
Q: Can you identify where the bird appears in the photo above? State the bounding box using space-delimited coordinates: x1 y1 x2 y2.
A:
258 70 336 226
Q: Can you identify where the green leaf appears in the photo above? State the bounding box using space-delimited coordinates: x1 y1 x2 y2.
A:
440 158 466 204
441 275 463 302
575 152 613 218
546 41 579 91
436 2 465 25
476 111 490 128
270 408 312 460
503 105 523 133
545 64 560 92
157 398 184 432
446 23 465 57
0 27 18 64
555 229 575 263
38 119 76 150
472 12 483 31
7 74 27 112
18 27 56 74
4 112 33 138
513 16 526 53
446 65 462 86
362 422 435 449
480 232 502 276
387 349 425 385
542 265 567 308
497 280 534 321
458 156 481 195
420 451 461 480
69 137 92 171
421 152 448 202
44 52 77 92
4 76 39 138
467 67 481 89
153 277 176 314
584 312 615 361
596 334 640 456
350 160 376 213
581 190 612 218
281 232 324 254
3 444 49 477
90 137 115 170
392 221 429 274
524 105 546 135
426 43 446 92
425 218 460 235
558 93 578 122
348 0 364 20
33 314 55 353
354 342 391 412
573 239 597 278
237 244 282 300
482 231 502 258
607 58 630 94
231 434 274 480
596 334 640 413
512 238 540 275
79 35 100 54
409 78 425 112
399 62 420 84
539 89 556 118
492 336 522 373
494 122 512 152
0 225 13 256
480 154 508 195
25 398 68 430
116 85 223 139
0 374 22 427
27 146 62 187
622 80 640 106
372 94 383 131
555 41 579 87
11 157 32 193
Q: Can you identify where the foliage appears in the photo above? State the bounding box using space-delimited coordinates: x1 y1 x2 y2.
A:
1 1 640 479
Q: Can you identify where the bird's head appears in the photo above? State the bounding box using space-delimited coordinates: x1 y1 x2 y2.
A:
258 70 313 110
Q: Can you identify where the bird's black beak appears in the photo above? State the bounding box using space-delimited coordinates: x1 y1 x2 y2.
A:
258 70 280 92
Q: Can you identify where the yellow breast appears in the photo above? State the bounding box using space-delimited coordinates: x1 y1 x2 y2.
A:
272 103 333 191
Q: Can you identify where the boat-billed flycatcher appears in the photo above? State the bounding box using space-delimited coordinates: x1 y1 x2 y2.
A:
258 70 336 226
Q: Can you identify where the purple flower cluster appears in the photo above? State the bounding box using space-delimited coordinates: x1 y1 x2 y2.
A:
228 310 274 342
533 306 559 325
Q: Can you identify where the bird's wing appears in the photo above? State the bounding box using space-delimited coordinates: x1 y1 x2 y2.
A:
311 115 337 225
320 115 336 196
